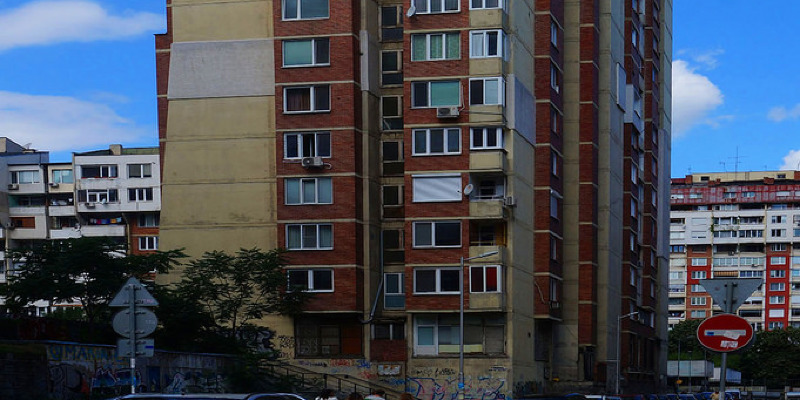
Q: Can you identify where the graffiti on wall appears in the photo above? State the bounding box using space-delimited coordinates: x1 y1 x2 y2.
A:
407 367 508 400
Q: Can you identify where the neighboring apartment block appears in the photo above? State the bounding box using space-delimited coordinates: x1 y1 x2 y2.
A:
0 141 161 315
670 171 800 331
156 0 672 394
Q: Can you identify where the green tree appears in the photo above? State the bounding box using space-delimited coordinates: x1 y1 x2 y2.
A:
739 327 800 387
669 318 704 357
0 237 184 330
173 248 310 347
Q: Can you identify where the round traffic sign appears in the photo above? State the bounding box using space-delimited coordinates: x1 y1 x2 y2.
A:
696 313 754 352
112 309 158 338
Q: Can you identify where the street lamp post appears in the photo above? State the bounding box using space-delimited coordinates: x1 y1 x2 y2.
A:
459 250 499 399
616 311 639 394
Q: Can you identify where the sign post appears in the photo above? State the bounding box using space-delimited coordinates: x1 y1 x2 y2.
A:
110 277 158 394
698 278 760 396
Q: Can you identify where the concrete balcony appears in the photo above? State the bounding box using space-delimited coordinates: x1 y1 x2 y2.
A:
469 292 504 310
469 150 507 172
469 200 506 219
80 224 126 237
49 205 77 217
8 227 48 240
50 228 83 239
468 245 506 264
9 205 46 216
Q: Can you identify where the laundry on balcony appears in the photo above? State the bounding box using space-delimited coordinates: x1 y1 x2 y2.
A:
88 217 123 225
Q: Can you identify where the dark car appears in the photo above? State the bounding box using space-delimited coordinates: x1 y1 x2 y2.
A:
107 393 307 400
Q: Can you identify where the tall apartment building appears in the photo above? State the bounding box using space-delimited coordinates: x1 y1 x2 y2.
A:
156 0 672 394
0 141 162 315
669 171 800 331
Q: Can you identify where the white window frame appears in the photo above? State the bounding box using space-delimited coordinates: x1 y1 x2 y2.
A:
138 236 159 251
282 0 329 20
51 169 74 184
287 269 334 292
83 189 118 204
413 267 461 294
691 258 708 266
10 170 40 184
771 270 786 278
138 214 160 228
470 127 503 150
412 174 462 203
469 30 504 58
469 77 504 105
412 221 461 248
413 0 460 14
469 265 501 293
285 177 333 205
128 188 154 202
284 131 331 159
771 256 787 265
469 0 502 10
690 297 707 306
412 128 461 155
770 282 785 291
286 223 333 250
691 271 707 280
411 32 460 61
770 296 786 305
81 165 118 179
384 273 405 309
127 164 152 178
282 38 330 67
283 85 331 113
411 80 461 108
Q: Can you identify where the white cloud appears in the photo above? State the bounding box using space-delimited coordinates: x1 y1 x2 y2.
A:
671 60 724 137
767 104 800 122
690 49 724 70
0 91 149 152
0 1 164 52
780 150 800 171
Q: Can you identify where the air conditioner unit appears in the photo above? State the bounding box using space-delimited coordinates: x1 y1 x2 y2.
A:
301 156 324 168
5 222 14 230
85 202 95 208
436 106 459 118
7 183 18 190
503 196 516 207
49 182 59 188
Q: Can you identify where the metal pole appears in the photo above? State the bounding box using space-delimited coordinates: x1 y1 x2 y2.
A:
719 283 735 397
459 256 465 399
128 283 137 394
616 315 621 394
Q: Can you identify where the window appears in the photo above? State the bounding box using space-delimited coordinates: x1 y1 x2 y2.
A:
739 229 764 238
381 96 403 130
469 77 504 105
283 0 328 20
412 128 460 155
616 63 626 106
380 6 403 42
381 51 403 86
690 297 707 306
373 321 405 340
413 221 461 248
739 270 764 278
128 188 154 202
670 231 685 240
670 245 685 253
383 185 403 206
285 177 333 205
51 169 73 184
78 189 118 204
383 141 401 162
284 132 331 159
284 85 330 113
412 174 461 202
550 19 558 47
691 284 706 293
770 296 786 304
769 321 784 330
770 283 785 291
470 0 501 9
550 63 560 92
470 30 503 58
772 229 786 237
413 0 459 14
474 176 505 200
669 271 685 280
286 223 333 250
691 258 708 266
414 268 460 294
551 152 559 176
288 269 334 292
413 314 505 356
411 32 459 61
771 243 787 252
691 310 706 318
384 273 405 309
550 193 559 219
138 236 158 251
723 192 736 199
81 165 118 178
691 271 707 280
283 38 329 67
138 214 160 227
771 257 787 265
743 191 755 198
470 265 501 293
411 81 460 107
470 127 503 150
127 164 152 179
295 317 362 357
772 215 786 223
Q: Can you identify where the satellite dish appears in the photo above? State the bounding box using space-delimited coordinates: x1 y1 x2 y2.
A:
463 184 474 196
406 4 416 17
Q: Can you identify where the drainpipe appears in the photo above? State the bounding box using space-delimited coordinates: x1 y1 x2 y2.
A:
361 230 384 324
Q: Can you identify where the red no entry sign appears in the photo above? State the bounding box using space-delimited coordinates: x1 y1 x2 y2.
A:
697 313 754 352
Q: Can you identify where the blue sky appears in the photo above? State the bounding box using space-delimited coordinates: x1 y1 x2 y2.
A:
0 1 798 175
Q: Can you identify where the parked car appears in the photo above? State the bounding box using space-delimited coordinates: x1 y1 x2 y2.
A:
107 393 307 400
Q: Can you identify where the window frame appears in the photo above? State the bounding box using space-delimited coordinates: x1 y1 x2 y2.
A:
411 32 460 61
282 37 330 67
413 0 460 15
138 236 159 251
128 187 154 202
138 214 160 228
286 223 334 250
469 265 501 293
412 174 462 203
384 273 406 309
127 164 152 178
469 30 504 58
284 131 331 159
469 0 502 9
285 177 333 205
10 170 40 184
411 80 461 108
412 128 461 156
287 269 334 292
470 127 503 150
412 220 462 248
283 85 331 114
469 77 505 106
282 0 329 20
81 165 118 179
413 267 461 294
51 169 74 184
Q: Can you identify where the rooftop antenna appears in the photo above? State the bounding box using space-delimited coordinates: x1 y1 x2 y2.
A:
728 146 745 175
